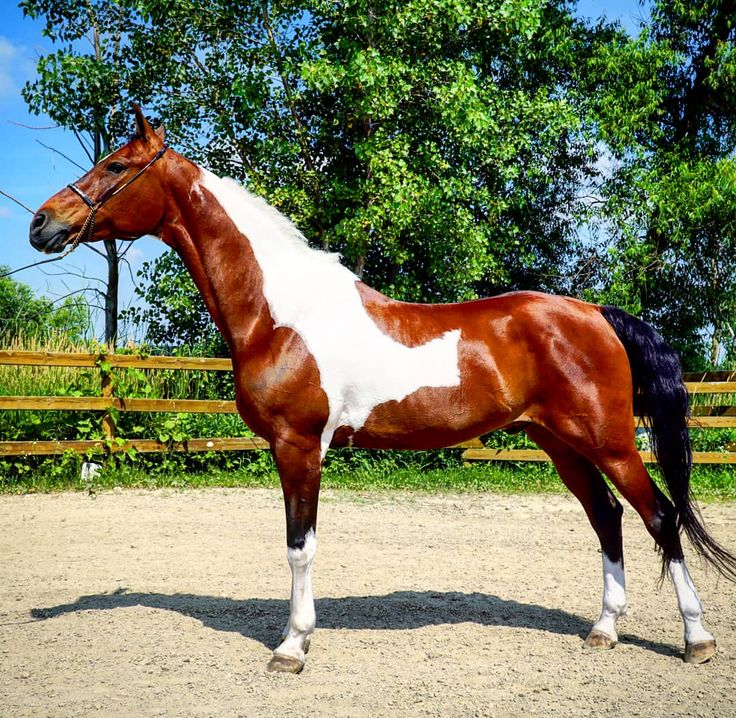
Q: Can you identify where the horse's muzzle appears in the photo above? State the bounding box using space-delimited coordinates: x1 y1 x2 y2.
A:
29 211 71 254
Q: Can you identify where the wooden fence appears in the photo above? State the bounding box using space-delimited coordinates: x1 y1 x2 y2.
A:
0 350 734 464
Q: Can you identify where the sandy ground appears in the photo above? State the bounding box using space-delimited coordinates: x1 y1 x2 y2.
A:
1 488 735 718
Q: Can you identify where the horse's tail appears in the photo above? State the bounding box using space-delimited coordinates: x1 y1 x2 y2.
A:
601 305 736 581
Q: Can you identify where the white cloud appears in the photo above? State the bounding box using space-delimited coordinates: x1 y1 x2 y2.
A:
123 245 144 265
0 205 11 218
0 36 19 97
0 35 36 100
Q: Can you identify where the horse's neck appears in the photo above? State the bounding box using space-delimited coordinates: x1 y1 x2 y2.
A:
163 165 357 354
162 169 274 351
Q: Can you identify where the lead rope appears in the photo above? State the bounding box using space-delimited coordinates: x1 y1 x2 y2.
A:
59 202 98 259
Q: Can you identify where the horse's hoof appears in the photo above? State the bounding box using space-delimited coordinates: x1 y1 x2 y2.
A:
684 639 716 664
583 630 617 650
267 653 305 674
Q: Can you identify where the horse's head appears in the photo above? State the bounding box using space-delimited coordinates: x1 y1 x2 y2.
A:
30 104 168 254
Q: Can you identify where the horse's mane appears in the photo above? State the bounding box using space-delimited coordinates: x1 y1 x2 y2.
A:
216 176 343 268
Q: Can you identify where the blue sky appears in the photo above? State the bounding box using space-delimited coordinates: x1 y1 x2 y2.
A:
0 1 648 339
0 3 168 336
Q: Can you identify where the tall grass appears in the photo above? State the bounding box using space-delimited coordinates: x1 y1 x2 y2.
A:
0 334 97 397
0 334 240 442
0 334 236 400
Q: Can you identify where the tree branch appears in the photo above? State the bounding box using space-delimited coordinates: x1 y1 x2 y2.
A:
0 256 68 279
35 139 87 173
39 265 107 285
84 243 107 258
49 288 98 305
72 127 95 164
7 119 61 131
116 239 137 260
119 253 140 290
0 189 34 214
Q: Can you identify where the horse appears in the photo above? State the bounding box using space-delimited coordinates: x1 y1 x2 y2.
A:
30 104 736 673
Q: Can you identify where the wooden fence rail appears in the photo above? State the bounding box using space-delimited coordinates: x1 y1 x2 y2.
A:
0 351 734 463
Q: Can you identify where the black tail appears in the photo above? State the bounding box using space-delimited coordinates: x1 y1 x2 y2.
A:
602 305 736 581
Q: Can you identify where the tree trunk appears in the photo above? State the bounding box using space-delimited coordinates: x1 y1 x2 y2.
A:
103 239 119 347
92 24 120 349
353 254 365 278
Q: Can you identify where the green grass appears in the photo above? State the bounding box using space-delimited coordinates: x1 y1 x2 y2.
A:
2 453 733 502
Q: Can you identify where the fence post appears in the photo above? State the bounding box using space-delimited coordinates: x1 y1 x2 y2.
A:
100 353 116 446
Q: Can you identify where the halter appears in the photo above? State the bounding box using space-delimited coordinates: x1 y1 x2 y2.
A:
63 143 169 256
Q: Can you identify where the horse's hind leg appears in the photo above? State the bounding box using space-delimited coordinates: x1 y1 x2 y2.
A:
526 426 627 649
267 434 323 674
591 446 716 663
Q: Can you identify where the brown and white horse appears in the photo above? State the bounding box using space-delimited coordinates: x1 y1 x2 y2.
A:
30 105 735 672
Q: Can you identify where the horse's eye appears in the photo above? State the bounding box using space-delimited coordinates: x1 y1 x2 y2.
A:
107 162 126 175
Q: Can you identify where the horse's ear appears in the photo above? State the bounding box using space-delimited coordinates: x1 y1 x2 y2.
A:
155 124 166 141
130 102 157 143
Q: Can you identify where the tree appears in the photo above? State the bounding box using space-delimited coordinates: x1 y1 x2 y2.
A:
20 0 158 346
23 1 735 367
91 0 613 348
582 0 736 367
0 267 89 342
122 252 227 354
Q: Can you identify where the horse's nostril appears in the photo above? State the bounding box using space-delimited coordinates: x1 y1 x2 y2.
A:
31 212 47 232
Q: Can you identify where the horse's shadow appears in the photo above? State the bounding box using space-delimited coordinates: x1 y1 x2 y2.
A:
30 589 680 658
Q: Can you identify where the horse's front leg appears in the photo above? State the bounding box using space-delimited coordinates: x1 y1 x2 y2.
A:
267 435 322 674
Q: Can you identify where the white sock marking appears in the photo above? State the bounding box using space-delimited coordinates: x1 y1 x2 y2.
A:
276 530 317 661
591 554 627 641
200 172 461 456
669 559 714 645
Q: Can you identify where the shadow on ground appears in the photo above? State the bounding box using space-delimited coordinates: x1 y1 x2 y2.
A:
30 589 680 658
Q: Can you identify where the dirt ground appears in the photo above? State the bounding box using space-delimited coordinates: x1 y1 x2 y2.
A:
1 488 735 717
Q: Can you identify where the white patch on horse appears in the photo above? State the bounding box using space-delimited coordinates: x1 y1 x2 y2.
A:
200 170 462 456
275 530 317 663
188 183 206 206
669 559 714 645
591 554 627 641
